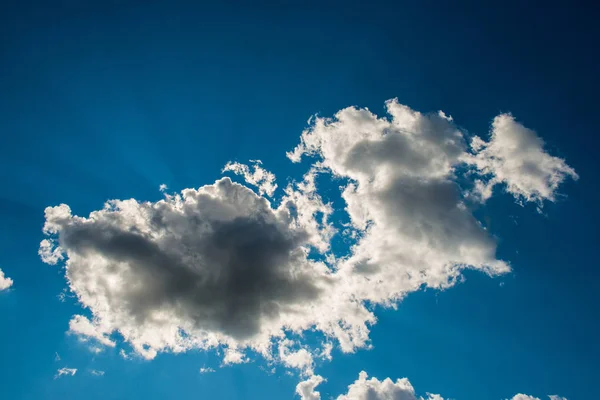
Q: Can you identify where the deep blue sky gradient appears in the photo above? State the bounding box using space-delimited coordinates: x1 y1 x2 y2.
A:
0 1 598 399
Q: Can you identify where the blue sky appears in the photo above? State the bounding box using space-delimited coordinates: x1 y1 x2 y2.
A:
0 1 597 399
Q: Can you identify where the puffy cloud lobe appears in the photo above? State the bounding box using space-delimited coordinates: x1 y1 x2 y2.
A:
467 114 578 205
288 100 466 180
296 374 325 400
222 347 250 365
69 315 116 347
39 239 64 265
289 99 510 310
223 160 278 197
278 339 315 375
0 268 13 291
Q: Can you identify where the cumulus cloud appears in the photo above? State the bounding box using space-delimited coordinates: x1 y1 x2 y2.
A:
467 114 577 205
289 99 510 311
336 371 441 400
509 396 568 400
39 239 64 265
278 339 314 376
54 367 77 379
40 100 575 380
41 177 337 360
223 160 278 197
222 347 250 365
0 268 13 291
296 374 324 400
297 371 442 400
199 367 215 374
298 372 566 400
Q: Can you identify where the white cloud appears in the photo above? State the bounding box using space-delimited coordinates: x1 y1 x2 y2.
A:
0 268 13 291
90 369 105 376
54 367 77 379
159 184 168 192
427 396 444 400
509 396 568 400
39 177 343 363
39 100 575 383
119 349 131 360
222 347 250 365
278 339 314 376
39 239 64 265
298 371 442 400
199 367 216 374
319 342 333 361
68 315 116 348
466 113 577 206
289 99 510 316
299 372 567 400
280 167 335 254
336 371 441 400
223 160 278 197
296 374 324 400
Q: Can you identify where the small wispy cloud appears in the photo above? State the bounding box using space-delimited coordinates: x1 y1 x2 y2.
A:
199 367 216 374
119 349 132 360
54 367 77 379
